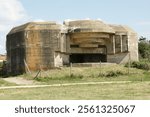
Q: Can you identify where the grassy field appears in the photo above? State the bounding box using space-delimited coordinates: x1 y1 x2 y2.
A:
0 82 150 100
21 64 150 84
0 64 150 100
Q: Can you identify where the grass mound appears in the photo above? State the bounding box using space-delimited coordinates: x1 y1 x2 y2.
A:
35 74 83 82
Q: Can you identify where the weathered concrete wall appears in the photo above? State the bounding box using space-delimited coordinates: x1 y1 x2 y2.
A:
25 29 61 70
107 53 129 64
129 34 139 61
54 52 69 67
6 31 25 74
54 52 63 67
109 25 138 63
7 22 67 74
69 32 109 54
126 31 139 61
25 27 67 70
6 20 138 74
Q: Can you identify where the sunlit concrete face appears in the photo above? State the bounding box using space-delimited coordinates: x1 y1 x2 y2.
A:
6 20 138 74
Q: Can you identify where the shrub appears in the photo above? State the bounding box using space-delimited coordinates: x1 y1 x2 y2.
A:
125 61 150 70
105 70 124 77
69 74 83 79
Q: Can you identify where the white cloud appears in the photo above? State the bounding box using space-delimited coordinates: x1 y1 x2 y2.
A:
0 0 27 22
0 25 9 32
137 21 150 25
0 45 4 49
138 32 150 40
0 0 28 54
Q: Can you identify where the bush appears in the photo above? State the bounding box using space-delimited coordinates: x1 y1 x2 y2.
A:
138 37 150 59
105 70 124 77
125 61 150 70
70 74 83 79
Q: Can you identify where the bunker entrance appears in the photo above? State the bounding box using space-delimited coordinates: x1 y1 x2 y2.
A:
70 54 107 63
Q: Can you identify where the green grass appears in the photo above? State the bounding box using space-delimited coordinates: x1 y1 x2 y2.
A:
21 64 150 84
0 64 150 100
0 82 150 100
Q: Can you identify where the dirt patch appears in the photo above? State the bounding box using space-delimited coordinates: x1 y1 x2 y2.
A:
3 77 36 85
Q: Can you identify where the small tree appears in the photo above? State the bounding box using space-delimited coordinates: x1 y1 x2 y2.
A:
138 36 150 60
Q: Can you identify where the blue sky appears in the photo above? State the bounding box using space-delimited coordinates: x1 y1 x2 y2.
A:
0 0 150 54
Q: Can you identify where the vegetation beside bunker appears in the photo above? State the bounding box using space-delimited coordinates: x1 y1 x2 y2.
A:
125 60 150 70
22 64 150 84
1 63 150 86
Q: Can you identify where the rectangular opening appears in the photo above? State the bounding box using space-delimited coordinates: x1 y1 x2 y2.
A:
70 54 107 63
70 44 79 48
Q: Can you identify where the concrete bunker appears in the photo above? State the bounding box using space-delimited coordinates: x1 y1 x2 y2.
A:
6 19 138 74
